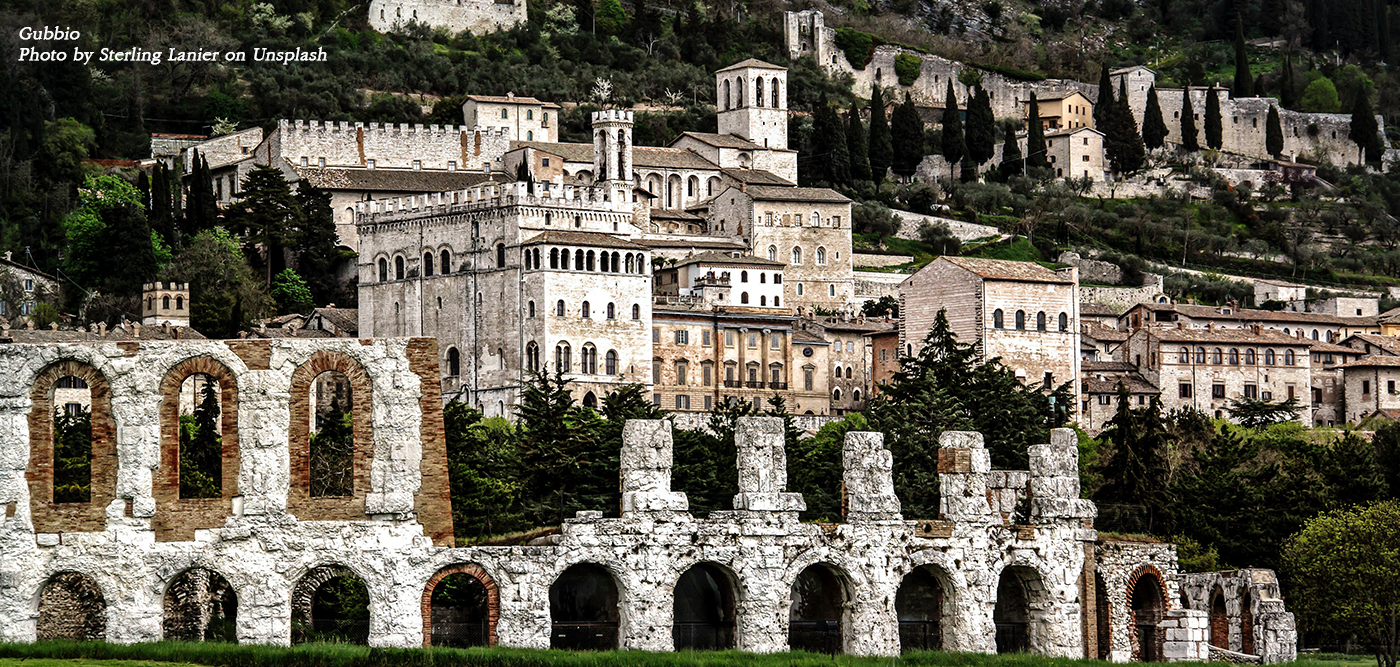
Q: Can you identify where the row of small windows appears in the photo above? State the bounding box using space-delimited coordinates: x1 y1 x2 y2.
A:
518 342 619 375
147 295 185 310
1175 347 1298 366
657 328 783 349
528 248 646 274
721 75 781 110
378 251 453 282
654 358 793 387
992 309 1070 332
541 300 641 321
761 213 843 229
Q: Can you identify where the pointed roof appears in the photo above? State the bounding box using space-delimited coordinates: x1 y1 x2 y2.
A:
717 59 786 72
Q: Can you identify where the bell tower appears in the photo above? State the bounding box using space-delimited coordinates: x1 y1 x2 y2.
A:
716 59 788 150
591 109 633 184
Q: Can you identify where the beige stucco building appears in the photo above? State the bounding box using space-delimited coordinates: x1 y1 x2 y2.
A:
1046 127 1106 181
1026 91 1094 131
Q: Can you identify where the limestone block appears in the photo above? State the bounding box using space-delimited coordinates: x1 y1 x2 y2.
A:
732 492 805 512
620 491 688 513
620 419 672 494
735 417 788 494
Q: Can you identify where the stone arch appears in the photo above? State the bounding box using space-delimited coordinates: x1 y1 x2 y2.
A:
1127 565 1168 661
896 563 954 652
1240 587 1255 654
162 567 238 642
156 356 241 541
421 563 500 647
994 563 1052 654
1209 586 1227 648
27 358 116 534
672 561 740 650
291 564 371 645
35 570 108 641
549 562 622 650
288 351 374 521
788 561 853 654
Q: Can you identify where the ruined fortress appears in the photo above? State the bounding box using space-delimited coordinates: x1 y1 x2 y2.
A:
368 0 526 36
0 338 1293 661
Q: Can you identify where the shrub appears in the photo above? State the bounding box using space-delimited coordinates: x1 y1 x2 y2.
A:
894 53 922 86
833 28 880 69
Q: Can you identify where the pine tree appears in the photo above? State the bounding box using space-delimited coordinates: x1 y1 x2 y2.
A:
1205 87 1224 149
965 86 996 167
1233 16 1254 98
846 106 872 182
1142 85 1170 150
295 182 339 305
1106 81 1147 174
148 164 176 247
1281 56 1298 110
1266 104 1285 158
868 86 893 183
1093 385 1172 533
225 165 303 287
1350 84 1383 164
1181 88 1201 152
1026 93 1049 170
892 92 926 180
939 82 965 180
1094 64 1114 130
999 130 1023 181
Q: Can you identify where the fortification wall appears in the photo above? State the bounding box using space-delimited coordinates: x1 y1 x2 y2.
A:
268 120 511 172
368 0 526 35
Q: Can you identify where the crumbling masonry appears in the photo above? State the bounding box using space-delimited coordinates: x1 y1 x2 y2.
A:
0 339 1294 661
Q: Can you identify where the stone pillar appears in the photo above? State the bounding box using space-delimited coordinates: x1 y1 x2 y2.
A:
937 431 994 523
620 420 687 515
1030 428 1097 522
842 431 901 522
236 370 291 516
1257 604 1297 664
1160 609 1209 662
732 417 804 513
0 396 32 530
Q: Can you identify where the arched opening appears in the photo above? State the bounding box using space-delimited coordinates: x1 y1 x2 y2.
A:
178 373 224 498
896 566 948 652
309 370 354 498
395 256 405 280
1130 571 1165 661
293 565 370 645
378 258 388 282
550 564 620 650
673 563 737 650
1240 589 1255 655
36 571 106 640
447 348 461 377
1209 587 1227 648
163 568 237 642
1096 573 1111 659
583 391 598 409
28 362 115 533
441 250 452 274
51 375 92 503
995 566 1042 654
423 252 434 277
423 564 498 647
789 564 847 654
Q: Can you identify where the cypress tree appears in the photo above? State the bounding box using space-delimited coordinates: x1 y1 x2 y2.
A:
1350 84 1383 164
826 103 851 186
1280 56 1297 109
1181 88 1200 152
939 82 965 180
1142 85 1170 150
846 106 872 182
892 93 926 180
102 198 159 298
1205 87 1224 149
1095 64 1114 130
1266 104 1285 158
1233 16 1253 98
295 182 340 305
999 130 1023 181
868 86 893 183
1026 92 1049 170
1107 81 1146 174
965 86 996 166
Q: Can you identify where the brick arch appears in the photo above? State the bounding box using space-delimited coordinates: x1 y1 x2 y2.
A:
288 350 373 521
420 563 499 647
155 356 240 541
26 359 116 533
1126 564 1169 662
291 564 366 644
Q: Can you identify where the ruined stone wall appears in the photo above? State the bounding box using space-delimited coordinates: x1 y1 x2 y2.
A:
1180 570 1297 663
265 120 511 172
368 0 526 36
1095 540 1181 663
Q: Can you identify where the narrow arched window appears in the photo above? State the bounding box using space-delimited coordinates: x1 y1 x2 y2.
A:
556 300 566 316
586 250 596 271
1036 311 1047 331
575 249 585 269
1195 347 1207 364
1015 310 1026 330
423 252 434 277
1245 348 1256 365
1265 349 1276 365
378 258 388 282
1178 347 1190 363
741 292 750 304
768 245 777 261
605 350 617 375
582 344 597 374
582 301 591 318
1058 312 1068 331
176 296 184 310
163 296 171 309
632 304 640 320
395 256 405 280
755 77 764 107
440 250 451 274
526 342 540 371
1212 348 1222 364
607 303 615 319
1229 348 1240 364
1285 349 1296 365
724 79 731 110
556 343 571 371
994 309 1004 329
792 247 802 264
816 247 826 265
772 79 780 107
496 243 506 268
741 271 748 283
447 347 460 376
528 301 535 318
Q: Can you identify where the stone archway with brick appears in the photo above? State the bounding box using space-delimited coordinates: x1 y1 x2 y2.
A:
291 564 363 644
26 360 116 534
1126 564 1169 662
288 350 373 521
155 357 240 542
420 563 500 647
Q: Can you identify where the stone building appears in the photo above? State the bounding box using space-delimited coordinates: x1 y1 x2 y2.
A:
865 323 900 396
1339 355 1400 423
710 185 854 309
899 256 1081 409
141 282 191 328
653 251 787 309
1079 361 1159 435
462 94 559 143
368 0 526 35
0 339 1296 660
1027 92 1095 131
1120 302 1381 344
0 252 60 322
797 316 888 415
1046 127 1106 181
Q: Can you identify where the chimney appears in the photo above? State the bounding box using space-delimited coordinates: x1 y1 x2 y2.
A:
132 322 140 337
96 322 106 336
174 326 181 340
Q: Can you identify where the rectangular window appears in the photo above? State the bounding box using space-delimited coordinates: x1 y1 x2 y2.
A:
65 402 82 416
832 216 841 227
1287 385 1296 400
1212 384 1225 399
1262 391 1273 400
704 395 712 410
748 332 758 348
675 330 689 345
1098 394 1112 405
677 395 691 410
542 158 550 167
771 334 781 349
367 159 375 169
703 365 712 386
1390 380 1396 394
1312 387 1322 403
702 330 712 346
24 279 34 292
1365 380 1373 395
653 328 660 343
804 369 814 391
652 393 661 406
412 159 421 170
1179 383 1192 398
1244 384 1258 399
1044 372 1054 386
448 160 456 171
725 331 735 347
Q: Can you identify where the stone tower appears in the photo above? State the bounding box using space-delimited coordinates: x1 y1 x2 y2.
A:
716 60 788 150
591 109 633 184
141 282 190 327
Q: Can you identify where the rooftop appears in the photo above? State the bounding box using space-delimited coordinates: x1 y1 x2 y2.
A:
1143 327 1313 346
291 166 506 192
679 132 761 150
674 250 785 268
741 185 851 203
1130 302 1377 326
464 94 560 108
721 168 793 186
1339 355 1400 369
523 230 649 250
940 256 1072 284
717 59 786 72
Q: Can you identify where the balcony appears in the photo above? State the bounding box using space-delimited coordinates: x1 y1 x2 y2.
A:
724 380 742 388
653 294 703 308
745 381 766 389
769 382 788 390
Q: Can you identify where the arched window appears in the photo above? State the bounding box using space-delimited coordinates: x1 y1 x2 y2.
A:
637 255 647 274
526 342 540 372
723 79 731 110
833 387 842 401
772 79 780 107
163 295 171 309
760 296 767 306
1229 348 1240 364
1212 348 1223 364
447 347 460 376
441 250 451 274
496 243 506 268
395 256 405 280
1311 329 1319 341
741 292 750 304
581 301 591 318
741 271 748 283
1245 348 1256 365
528 301 536 318
176 296 184 310
605 350 617 375
768 245 777 261
994 309 1005 329
1265 349 1276 365
760 273 766 283
581 344 597 374
586 250 596 271
792 247 802 264
1058 313 1068 331
1195 347 1206 364
378 258 388 282
556 343 572 372
688 176 698 198
810 211 820 226
602 302 613 320
625 254 634 273
501 109 508 119
774 297 780 307
1015 310 1026 330
1285 349 1296 365
423 252 434 276
551 248 560 269
1178 347 1189 363
737 77 744 106
522 249 532 270
611 252 620 272
816 247 826 265
1036 312 1047 331
556 300 566 316
632 304 641 320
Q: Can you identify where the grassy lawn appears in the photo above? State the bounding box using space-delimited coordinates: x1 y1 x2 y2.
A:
0 661 207 667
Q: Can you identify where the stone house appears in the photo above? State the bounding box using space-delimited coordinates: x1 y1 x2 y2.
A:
1340 355 1400 423
1079 360 1160 434
1120 302 1380 344
177 127 263 207
865 323 900 396
1081 322 1128 362
0 253 60 322
1026 91 1094 131
798 316 888 415
462 94 559 143
1045 127 1106 181
899 256 1081 409
1121 325 1313 422
1308 340 1363 427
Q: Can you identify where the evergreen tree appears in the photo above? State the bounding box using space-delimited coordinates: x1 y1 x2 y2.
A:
185 153 219 235
809 93 849 185
1142 85 1170 150
1094 386 1172 533
965 86 996 167
868 86 893 182
891 93 926 180
1026 93 1049 171
1233 16 1254 98
1266 104 1285 158
1205 87 1224 149
1350 84 1383 164
148 164 177 247
224 165 302 287
1281 56 1298 110
1379 1 1393 62
179 376 223 499
1181 87 1201 152
825 102 851 186
103 193 159 298
517 369 597 525
1095 64 1115 130
309 397 354 497
998 130 1023 181
938 82 965 180
1106 81 1147 174
846 106 872 182
294 182 339 305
